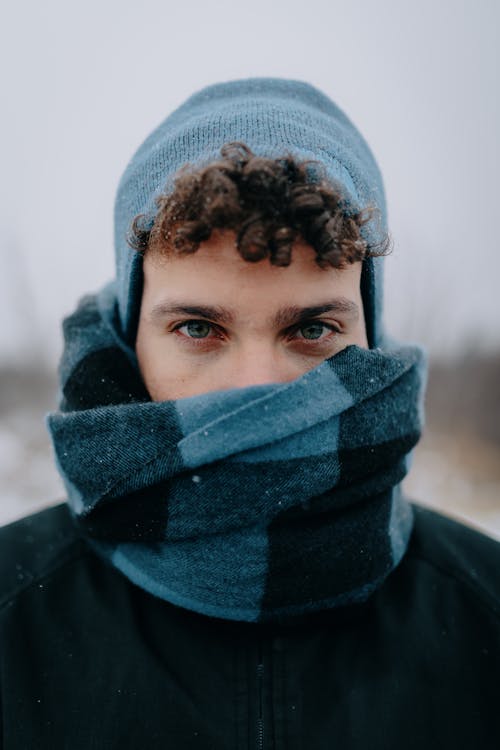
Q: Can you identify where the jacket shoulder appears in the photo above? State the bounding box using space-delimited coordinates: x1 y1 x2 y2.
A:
408 503 500 617
0 504 83 608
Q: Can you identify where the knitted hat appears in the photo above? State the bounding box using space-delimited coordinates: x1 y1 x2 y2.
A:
114 78 387 348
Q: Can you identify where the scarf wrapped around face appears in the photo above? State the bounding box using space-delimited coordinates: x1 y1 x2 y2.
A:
47 283 427 624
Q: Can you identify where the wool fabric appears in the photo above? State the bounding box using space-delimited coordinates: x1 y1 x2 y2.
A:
114 78 387 348
47 285 426 624
48 77 428 624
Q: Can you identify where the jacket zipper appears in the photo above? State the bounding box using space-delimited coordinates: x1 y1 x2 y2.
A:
256 641 264 750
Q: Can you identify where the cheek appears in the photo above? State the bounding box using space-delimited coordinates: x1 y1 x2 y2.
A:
135 326 154 383
135 327 170 399
353 323 369 349
135 332 210 401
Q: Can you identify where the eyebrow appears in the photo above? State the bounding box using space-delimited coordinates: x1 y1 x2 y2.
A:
149 299 359 327
273 301 359 327
149 303 234 326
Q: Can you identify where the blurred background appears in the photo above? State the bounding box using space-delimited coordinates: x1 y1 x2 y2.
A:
1 0 499 535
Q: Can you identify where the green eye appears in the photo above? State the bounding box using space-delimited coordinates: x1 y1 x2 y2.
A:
185 321 212 338
299 323 326 340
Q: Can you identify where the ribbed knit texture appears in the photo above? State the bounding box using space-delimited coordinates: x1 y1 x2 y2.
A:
114 78 387 348
47 78 428 623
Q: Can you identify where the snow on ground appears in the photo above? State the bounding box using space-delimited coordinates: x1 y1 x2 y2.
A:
0 370 63 526
404 431 500 540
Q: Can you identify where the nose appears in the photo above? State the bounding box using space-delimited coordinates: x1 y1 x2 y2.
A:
224 346 300 389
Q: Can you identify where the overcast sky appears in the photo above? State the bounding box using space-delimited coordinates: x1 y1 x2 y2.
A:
1 0 498 367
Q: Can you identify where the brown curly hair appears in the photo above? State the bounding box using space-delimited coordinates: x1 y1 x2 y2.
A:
128 142 390 269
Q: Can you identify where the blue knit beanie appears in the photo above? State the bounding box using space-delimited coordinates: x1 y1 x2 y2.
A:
114 77 387 348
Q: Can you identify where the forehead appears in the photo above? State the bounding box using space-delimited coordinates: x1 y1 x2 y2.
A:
142 230 363 309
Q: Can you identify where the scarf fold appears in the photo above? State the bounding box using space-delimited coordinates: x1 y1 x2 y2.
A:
48 284 427 624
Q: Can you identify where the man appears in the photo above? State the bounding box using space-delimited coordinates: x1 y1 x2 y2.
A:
1 78 499 749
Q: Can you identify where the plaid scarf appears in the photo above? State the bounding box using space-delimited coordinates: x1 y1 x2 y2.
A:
47 283 426 624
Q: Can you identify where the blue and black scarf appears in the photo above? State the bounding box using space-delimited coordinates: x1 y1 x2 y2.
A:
47 283 426 624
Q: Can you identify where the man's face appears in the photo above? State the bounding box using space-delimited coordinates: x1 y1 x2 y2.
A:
136 230 368 401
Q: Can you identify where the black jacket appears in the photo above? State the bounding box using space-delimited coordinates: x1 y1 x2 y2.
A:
1 502 499 749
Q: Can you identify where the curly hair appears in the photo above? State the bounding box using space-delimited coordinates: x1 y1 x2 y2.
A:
127 142 390 269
